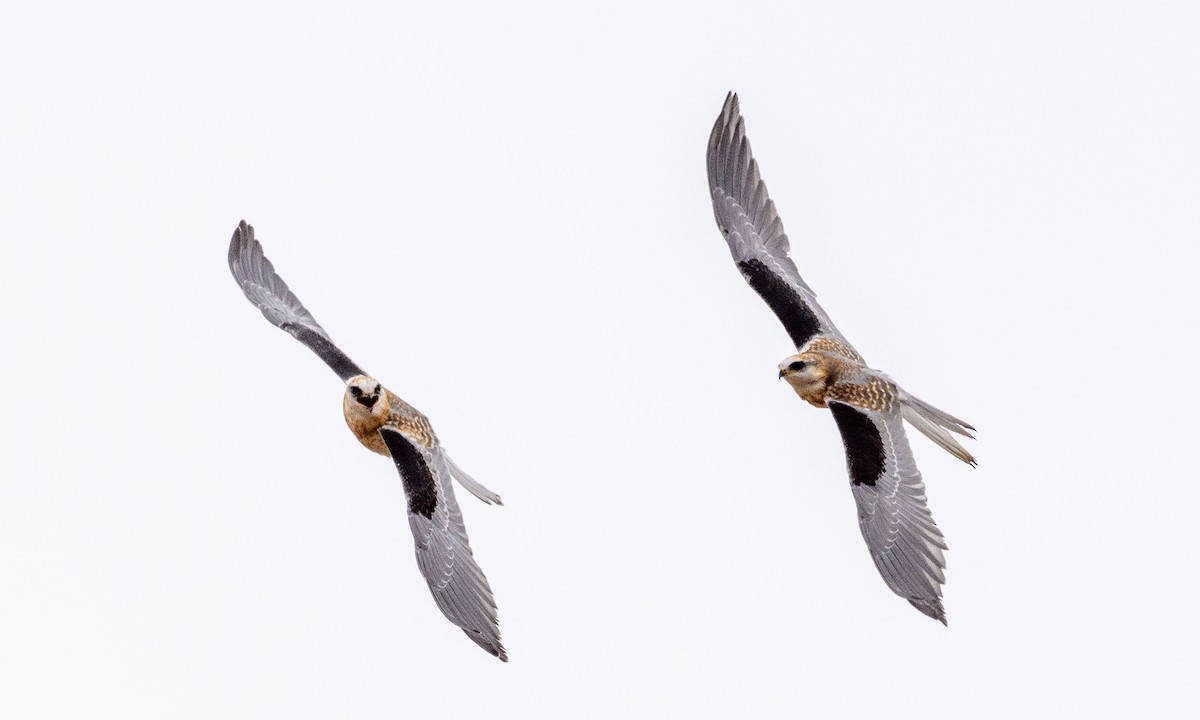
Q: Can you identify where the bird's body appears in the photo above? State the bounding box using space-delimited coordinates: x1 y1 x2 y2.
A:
343 378 437 453
779 338 868 409
707 93 976 623
227 222 506 660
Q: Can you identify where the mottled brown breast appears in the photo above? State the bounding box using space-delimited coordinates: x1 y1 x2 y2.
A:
826 375 895 413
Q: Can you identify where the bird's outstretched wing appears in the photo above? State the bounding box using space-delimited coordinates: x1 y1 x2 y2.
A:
227 220 367 381
707 93 856 354
379 427 507 661
827 398 948 623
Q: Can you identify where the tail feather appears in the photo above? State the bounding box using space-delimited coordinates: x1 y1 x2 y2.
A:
445 454 504 505
899 392 977 467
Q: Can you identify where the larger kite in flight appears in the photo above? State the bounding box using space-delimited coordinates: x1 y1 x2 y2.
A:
707 94 977 623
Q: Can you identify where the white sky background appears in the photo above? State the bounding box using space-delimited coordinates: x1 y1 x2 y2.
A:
2 1 1198 717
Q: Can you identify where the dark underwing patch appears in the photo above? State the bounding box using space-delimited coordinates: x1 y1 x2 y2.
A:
287 324 367 381
737 259 821 347
380 429 438 518
829 403 886 487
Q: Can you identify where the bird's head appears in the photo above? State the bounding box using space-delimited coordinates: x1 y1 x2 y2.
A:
777 353 830 403
344 375 390 421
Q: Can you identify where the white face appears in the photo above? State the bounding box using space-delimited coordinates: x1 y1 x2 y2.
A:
777 355 825 391
345 375 385 416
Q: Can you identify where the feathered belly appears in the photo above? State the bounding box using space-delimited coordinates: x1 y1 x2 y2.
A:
345 414 390 456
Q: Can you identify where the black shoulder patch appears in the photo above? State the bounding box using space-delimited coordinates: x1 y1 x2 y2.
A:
829 403 886 487
379 429 438 518
287 324 367 381
737 259 821 348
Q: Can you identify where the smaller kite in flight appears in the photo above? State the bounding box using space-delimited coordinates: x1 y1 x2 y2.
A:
707 94 977 624
228 221 507 660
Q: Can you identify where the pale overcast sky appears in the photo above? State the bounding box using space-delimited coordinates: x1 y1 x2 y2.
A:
2 2 1198 718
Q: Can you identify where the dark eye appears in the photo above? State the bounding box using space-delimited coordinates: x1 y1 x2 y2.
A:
788 360 807 372
374 384 381 394
349 386 362 396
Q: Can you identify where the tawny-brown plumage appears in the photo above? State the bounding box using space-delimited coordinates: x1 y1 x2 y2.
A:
778 348 897 413
343 376 438 454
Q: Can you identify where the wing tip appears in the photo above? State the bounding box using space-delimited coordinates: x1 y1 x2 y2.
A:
708 91 742 161
717 91 742 133
228 219 260 274
908 597 948 625
464 629 508 662
232 219 254 245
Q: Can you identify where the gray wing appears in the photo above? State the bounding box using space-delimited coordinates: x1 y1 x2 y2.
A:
227 220 367 381
707 92 856 353
827 399 949 623
379 427 506 661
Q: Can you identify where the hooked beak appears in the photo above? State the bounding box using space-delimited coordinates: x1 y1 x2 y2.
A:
778 369 787 379
356 394 379 408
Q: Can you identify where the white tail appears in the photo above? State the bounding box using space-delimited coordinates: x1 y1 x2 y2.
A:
899 391 977 467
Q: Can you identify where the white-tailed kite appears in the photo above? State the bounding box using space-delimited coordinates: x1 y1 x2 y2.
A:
228 221 506 660
707 94 976 624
